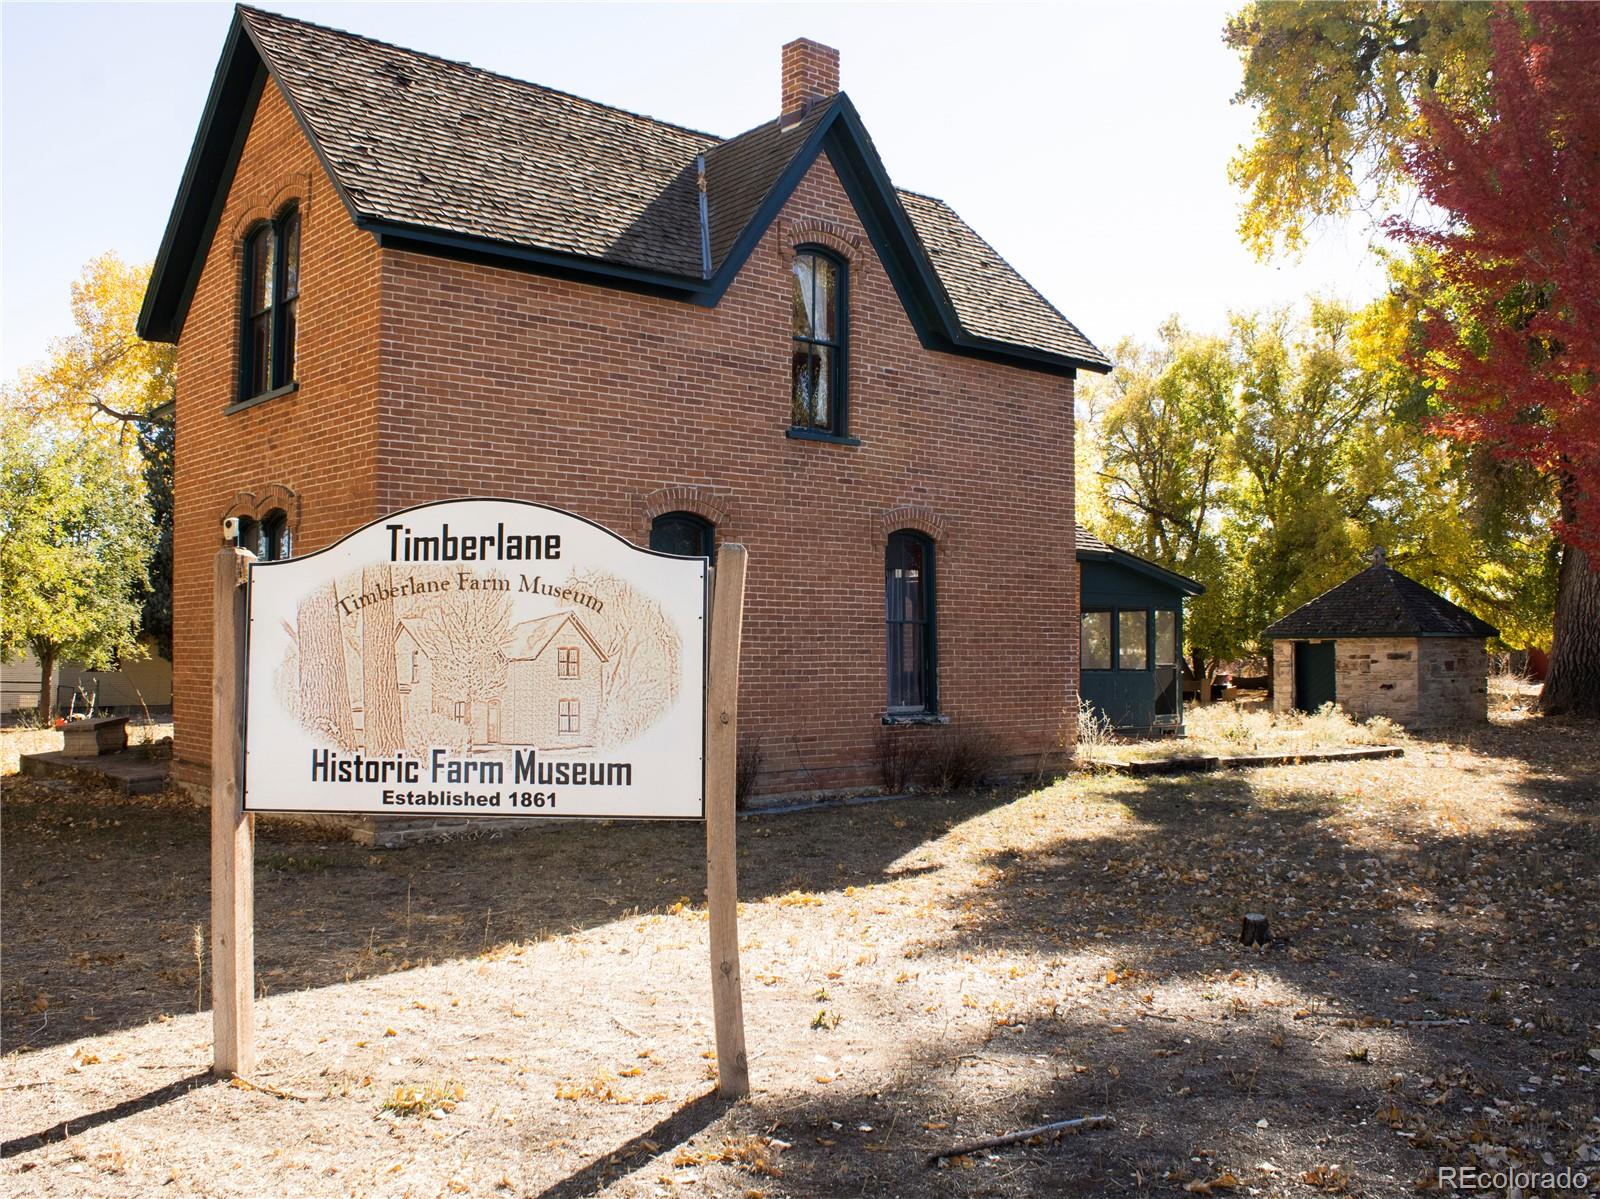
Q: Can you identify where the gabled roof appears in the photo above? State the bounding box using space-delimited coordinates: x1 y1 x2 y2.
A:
138 5 1110 376
1074 524 1204 596
1262 557 1498 640
506 612 607 663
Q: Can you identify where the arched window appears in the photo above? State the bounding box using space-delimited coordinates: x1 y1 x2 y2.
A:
240 205 300 402
790 247 847 436
259 509 292 561
236 509 292 561
650 511 714 559
885 531 936 714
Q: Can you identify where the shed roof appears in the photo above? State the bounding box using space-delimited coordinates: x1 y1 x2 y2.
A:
139 5 1109 376
1074 524 1204 596
1262 556 1498 640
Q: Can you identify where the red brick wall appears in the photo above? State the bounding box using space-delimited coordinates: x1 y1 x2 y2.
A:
373 159 1079 792
171 81 382 785
174 87 1080 794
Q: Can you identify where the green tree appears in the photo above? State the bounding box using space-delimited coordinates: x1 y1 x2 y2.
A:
1080 321 1247 697
8 254 174 654
1081 301 1553 690
0 416 151 718
1225 1 1498 256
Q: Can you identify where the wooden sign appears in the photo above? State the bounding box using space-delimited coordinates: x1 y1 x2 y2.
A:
211 501 749 1096
243 499 707 820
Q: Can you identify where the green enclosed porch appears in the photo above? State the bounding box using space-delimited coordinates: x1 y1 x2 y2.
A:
1076 527 1205 734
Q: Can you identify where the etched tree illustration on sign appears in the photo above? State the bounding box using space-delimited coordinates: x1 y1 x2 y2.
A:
297 580 354 749
419 578 511 744
566 570 681 746
360 564 405 755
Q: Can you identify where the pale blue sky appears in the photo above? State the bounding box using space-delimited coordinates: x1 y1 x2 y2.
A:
1 1 1389 377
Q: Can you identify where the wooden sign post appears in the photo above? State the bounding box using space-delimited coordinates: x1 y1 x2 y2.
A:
212 544 255 1077
209 505 749 1095
703 545 750 1098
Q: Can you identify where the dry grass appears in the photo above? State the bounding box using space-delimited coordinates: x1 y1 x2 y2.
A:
3 711 1596 1197
1102 697 1406 763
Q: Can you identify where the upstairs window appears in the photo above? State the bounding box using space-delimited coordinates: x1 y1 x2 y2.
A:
240 206 300 402
790 247 846 436
557 646 580 679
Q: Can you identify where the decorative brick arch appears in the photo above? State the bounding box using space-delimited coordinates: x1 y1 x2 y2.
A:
776 217 862 266
229 175 311 242
876 505 947 545
638 486 735 542
224 483 301 530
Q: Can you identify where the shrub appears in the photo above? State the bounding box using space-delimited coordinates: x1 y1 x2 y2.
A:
735 732 764 809
874 725 916 793
1074 702 1118 765
922 724 1001 794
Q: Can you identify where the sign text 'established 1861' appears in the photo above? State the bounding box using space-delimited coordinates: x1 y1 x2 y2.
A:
243 499 708 819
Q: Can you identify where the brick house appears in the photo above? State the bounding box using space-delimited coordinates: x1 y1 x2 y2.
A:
138 6 1110 799
1264 549 1498 728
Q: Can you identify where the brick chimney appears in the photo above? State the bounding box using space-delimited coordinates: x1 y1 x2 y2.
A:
782 38 840 115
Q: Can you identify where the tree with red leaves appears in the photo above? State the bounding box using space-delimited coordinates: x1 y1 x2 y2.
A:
1395 4 1600 716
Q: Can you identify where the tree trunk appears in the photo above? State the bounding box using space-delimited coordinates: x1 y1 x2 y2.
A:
1540 537 1600 717
360 566 405 754
298 582 354 748
35 643 57 722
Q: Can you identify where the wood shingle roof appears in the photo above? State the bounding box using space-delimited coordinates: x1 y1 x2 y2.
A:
140 5 1110 376
1262 557 1498 640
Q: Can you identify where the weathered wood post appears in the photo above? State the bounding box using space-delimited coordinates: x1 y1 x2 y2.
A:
212 544 255 1077
704 544 750 1098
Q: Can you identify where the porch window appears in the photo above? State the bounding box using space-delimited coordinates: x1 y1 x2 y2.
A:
1081 611 1112 671
1118 610 1149 671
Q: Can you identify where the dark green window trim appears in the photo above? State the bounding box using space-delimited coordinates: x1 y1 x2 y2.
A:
785 427 861 447
790 245 848 438
238 204 300 405
649 510 715 559
885 529 937 716
224 380 298 416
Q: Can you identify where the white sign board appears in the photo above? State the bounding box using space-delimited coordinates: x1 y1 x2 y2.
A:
244 500 707 819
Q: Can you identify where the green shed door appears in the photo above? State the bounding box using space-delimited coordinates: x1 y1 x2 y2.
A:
1293 641 1336 713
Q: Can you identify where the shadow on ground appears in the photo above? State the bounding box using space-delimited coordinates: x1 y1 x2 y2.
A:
0 777 1002 1052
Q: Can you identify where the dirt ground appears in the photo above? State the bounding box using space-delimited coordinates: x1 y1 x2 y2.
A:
3 703 1597 1197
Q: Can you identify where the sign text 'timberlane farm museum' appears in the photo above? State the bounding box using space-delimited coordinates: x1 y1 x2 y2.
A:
243 500 708 820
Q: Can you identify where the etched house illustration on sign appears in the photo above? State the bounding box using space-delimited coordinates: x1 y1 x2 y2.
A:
393 610 609 749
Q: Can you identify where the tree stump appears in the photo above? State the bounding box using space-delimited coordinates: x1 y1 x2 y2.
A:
1240 913 1269 946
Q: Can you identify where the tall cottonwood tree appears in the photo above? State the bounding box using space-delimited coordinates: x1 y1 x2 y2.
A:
1081 302 1551 684
1225 1 1499 255
1394 4 1600 715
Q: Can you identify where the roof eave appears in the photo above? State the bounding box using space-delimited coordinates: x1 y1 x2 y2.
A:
367 219 708 300
1076 546 1204 595
138 12 264 343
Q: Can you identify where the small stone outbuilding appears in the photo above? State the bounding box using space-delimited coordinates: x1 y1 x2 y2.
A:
1263 550 1498 728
